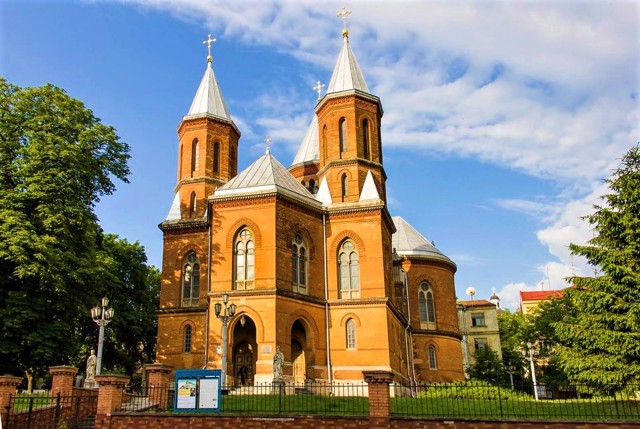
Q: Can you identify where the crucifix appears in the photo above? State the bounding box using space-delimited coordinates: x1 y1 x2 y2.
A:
313 81 325 100
264 135 272 153
203 34 217 62
337 6 352 33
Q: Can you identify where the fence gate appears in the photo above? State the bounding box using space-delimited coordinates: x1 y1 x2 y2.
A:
6 391 97 429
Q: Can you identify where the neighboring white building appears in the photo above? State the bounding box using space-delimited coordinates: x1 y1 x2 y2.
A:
457 299 502 373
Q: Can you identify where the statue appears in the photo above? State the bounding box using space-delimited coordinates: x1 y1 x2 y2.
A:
84 350 97 388
273 345 284 380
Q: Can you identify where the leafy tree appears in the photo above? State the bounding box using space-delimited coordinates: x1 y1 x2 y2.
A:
467 347 505 385
555 145 640 393
0 79 130 388
497 310 527 385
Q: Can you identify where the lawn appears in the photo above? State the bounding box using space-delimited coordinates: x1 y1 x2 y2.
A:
220 393 369 415
11 394 53 412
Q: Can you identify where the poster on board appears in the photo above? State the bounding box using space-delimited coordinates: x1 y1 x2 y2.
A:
175 378 197 409
173 369 222 412
199 377 220 409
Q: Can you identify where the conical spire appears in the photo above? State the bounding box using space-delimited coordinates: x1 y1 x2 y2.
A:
326 32 369 94
186 61 231 119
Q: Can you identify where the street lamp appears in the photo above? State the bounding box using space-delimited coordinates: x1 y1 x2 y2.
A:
526 342 539 401
90 297 115 375
214 292 236 386
506 364 516 390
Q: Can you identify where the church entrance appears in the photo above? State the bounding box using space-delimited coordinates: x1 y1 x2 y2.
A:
232 315 256 386
291 320 307 384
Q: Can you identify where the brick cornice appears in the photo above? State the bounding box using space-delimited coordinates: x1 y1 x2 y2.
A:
413 329 463 340
158 218 208 232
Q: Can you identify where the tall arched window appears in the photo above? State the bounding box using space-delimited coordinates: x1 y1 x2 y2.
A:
189 192 197 217
419 282 436 325
338 240 360 299
341 174 348 199
346 319 356 349
184 325 192 352
213 141 220 174
291 233 307 294
362 118 370 160
322 125 328 161
428 345 437 369
182 252 200 307
234 228 255 290
191 139 199 175
339 118 347 153
179 144 184 178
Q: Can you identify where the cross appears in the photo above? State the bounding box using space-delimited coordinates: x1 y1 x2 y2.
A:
337 6 352 30
264 135 272 153
203 34 216 62
313 80 325 100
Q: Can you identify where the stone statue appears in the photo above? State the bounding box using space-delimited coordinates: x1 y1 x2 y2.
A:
84 350 97 388
273 345 284 380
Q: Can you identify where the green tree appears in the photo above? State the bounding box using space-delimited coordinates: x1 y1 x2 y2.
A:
467 347 505 385
0 79 130 387
555 145 640 393
497 310 527 385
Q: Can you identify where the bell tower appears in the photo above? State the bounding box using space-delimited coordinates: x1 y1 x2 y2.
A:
172 34 240 220
316 16 386 205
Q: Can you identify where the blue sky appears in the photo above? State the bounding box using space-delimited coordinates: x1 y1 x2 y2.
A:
2 0 638 309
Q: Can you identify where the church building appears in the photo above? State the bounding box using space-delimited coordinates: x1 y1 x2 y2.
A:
156 20 465 385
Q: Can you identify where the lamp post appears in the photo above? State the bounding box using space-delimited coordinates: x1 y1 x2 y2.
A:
90 297 115 375
214 292 236 387
526 342 539 401
506 364 516 390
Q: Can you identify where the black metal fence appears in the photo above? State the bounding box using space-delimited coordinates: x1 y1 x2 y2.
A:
391 381 640 420
6 390 97 429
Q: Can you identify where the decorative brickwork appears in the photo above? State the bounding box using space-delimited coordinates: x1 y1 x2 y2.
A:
0 375 22 426
95 374 128 417
49 365 78 396
363 370 393 418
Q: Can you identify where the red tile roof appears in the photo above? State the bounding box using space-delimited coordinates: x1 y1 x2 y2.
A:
519 290 564 302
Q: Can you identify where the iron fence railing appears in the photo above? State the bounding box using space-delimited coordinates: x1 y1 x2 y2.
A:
6 390 97 429
391 381 640 420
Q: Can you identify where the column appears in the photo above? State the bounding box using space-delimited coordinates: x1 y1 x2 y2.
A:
0 375 22 426
144 363 173 410
94 374 128 429
49 366 78 396
363 370 393 418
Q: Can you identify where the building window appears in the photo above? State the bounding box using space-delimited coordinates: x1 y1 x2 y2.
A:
322 125 328 160
346 319 356 349
182 252 200 307
339 118 347 153
234 228 255 290
338 240 360 299
341 174 348 199
362 118 370 159
189 191 197 217
213 141 220 174
419 282 436 323
179 144 184 178
474 338 488 351
471 313 486 327
292 233 307 294
184 325 192 352
428 345 437 369
191 139 199 174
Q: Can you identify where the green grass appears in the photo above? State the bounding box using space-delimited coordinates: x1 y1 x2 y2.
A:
220 394 369 416
11 394 53 412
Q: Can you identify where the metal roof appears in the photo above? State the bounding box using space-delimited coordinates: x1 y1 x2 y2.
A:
327 36 369 94
185 62 230 120
291 115 319 165
392 216 456 268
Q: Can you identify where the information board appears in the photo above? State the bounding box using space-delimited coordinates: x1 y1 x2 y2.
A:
173 369 222 412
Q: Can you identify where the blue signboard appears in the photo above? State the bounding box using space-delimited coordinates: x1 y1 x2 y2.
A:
174 369 222 412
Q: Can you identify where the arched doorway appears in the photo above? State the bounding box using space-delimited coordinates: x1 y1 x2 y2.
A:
232 315 257 386
291 320 307 384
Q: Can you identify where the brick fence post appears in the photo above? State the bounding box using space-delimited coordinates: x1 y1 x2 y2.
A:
94 374 128 429
363 370 393 418
0 375 22 427
145 363 173 410
49 366 78 396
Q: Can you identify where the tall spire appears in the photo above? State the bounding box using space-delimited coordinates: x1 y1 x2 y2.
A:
326 7 369 94
185 35 231 120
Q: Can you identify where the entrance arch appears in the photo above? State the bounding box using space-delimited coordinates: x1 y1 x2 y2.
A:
232 315 257 386
291 320 307 384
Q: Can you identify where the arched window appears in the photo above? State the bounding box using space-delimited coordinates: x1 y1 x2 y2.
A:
341 174 348 199
428 345 437 369
322 125 328 161
184 325 192 352
230 145 237 177
182 252 200 307
213 141 220 174
291 233 307 294
191 139 199 175
362 118 370 159
346 319 356 349
338 240 360 299
339 118 347 153
189 192 197 217
309 179 316 194
179 144 184 178
419 282 436 325
234 228 255 290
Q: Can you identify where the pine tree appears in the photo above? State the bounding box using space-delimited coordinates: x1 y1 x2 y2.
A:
554 145 640 393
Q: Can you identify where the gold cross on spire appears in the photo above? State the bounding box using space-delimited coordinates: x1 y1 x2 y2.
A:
313 80 325 101
337 6 352 37
203 34 217 63
264 135 272 153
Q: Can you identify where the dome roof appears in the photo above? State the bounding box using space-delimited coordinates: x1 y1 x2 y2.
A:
392 216 456 269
